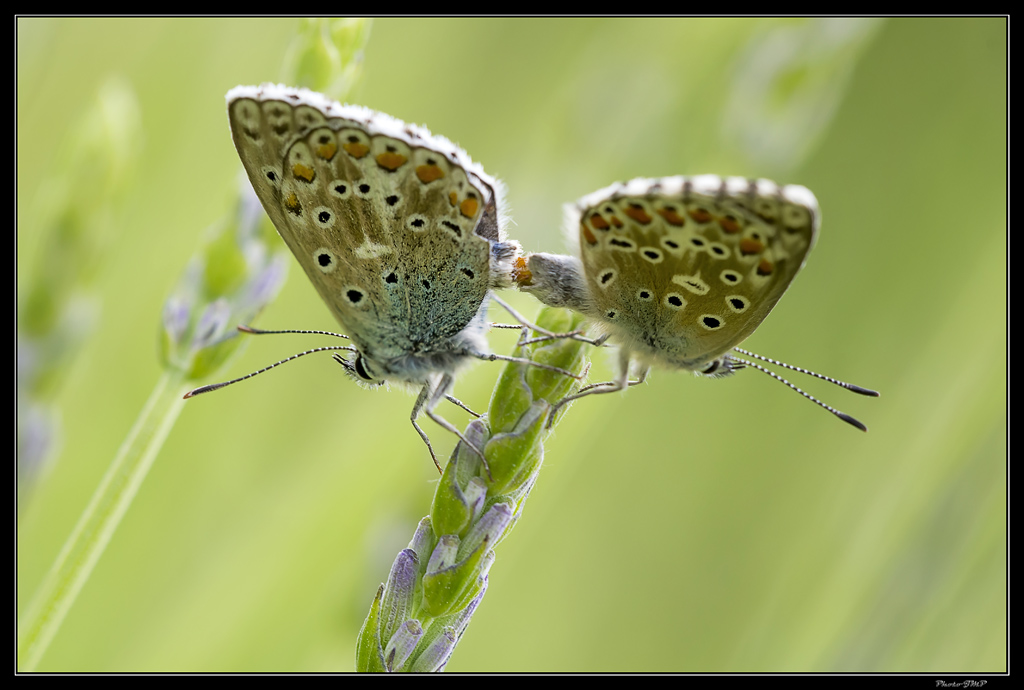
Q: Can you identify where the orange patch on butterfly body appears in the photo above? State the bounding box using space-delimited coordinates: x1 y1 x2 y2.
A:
512 256 533 287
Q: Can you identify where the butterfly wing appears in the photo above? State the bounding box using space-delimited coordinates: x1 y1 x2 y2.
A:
574 175 819 371
227 85 503 369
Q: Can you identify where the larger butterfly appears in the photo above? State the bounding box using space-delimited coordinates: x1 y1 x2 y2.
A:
516 175 876 428
212 84 552 469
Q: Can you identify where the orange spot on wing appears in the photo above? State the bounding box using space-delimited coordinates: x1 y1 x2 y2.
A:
689 207 712 223
449 191 458 207
739 238 765 255
460 198 479 218
589 213 609 230
582 225 598 246
284 193 301 215
624 204 652 224
757 258 775 276
343 141 369 158
376 151 408 171
719 215 742 234
316 141 337 160
292 163 315 183
416 164 445 183
609 215 623 228
657 207 686 226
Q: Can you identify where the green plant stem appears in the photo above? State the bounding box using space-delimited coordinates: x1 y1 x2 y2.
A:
17 371 189 671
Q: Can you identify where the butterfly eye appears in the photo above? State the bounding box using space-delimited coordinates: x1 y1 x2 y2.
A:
699 358 739 379
354 354 375 381
333 352 385 388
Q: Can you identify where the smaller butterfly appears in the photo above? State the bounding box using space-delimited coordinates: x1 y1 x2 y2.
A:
186 85 578 474
515 175 877 429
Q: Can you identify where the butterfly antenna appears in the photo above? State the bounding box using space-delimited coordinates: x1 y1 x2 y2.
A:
732 347 879 397
183 345 357 398
726 354 870 432
237 325 350 339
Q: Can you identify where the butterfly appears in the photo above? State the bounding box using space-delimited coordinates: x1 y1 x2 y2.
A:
193 84 574 471
515 174 877 428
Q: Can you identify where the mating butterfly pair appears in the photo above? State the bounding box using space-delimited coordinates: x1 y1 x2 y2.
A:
186 84 876 472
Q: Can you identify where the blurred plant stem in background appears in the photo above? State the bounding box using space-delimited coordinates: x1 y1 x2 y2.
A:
16 19 371 671
720 18 882 173
357 308 589 671
17 78 141 504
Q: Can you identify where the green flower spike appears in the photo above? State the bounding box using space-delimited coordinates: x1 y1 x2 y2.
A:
356 307 590 672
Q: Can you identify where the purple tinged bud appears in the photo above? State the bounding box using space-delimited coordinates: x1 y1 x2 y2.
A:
462 477 487 523
383 619 423 672
191 298 231 349
381 548 418 645
243 255 287 310
161 295 191 346
409 627 456 672
459 503 513 562
407 517 435 565
426 535 460 576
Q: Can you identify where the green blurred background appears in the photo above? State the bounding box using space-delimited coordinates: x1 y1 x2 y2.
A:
17 18 1005 672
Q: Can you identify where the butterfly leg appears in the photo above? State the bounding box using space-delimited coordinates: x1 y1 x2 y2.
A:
422 373 492 478
410 383 444 474
546 351 648 428
489 293 604 346
575 362 648 396
487 321 601 351
468 349 583 381
520 330 610 348
445 394 481 418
